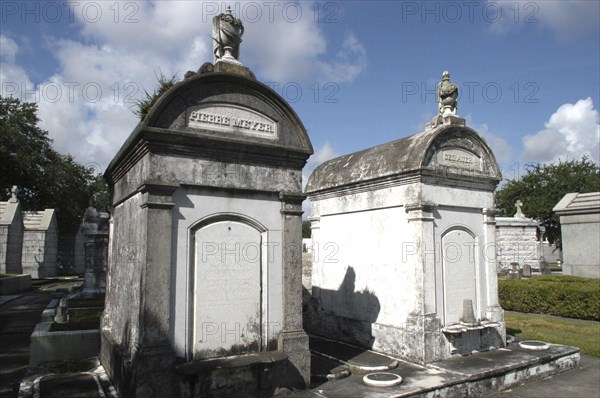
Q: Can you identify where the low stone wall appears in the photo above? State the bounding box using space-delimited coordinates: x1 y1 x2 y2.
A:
0 274 31 295
30 322 100 366
29 299 100 366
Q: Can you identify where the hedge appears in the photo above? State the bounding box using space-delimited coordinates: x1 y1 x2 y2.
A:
499 275 600 321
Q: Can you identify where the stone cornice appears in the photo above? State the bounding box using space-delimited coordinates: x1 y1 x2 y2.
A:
106 127 311 186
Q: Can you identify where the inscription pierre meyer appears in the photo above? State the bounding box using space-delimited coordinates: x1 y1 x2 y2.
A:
188 105 278 138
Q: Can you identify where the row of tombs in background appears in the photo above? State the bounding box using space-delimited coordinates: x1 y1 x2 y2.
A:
0 191 108 296
0 188 110 282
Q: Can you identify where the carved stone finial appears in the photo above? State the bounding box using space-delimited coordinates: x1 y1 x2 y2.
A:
212 6 244 65
438 71 459 117
9 185 18 203
425 71 464 130
514 200 525 218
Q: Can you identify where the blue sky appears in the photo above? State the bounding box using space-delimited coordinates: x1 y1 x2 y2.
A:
1 1 599 184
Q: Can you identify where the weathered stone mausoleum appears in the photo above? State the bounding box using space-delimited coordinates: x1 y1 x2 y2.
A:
495 201 543 273
0 187 23 274
21 209 58 278
102 9 313 397
306 72 506 364
554 191 600 278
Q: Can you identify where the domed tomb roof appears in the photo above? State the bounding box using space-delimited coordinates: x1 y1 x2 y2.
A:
106 72 313 184
305 124 501 195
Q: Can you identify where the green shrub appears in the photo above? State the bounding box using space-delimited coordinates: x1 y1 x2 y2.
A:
499 275 600 321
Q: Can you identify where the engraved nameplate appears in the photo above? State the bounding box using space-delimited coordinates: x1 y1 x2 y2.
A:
435 148 480 169
188 104 278 139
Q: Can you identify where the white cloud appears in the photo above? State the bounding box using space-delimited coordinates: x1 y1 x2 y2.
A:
71 1 365 83
0 35 19 62
239 4 366 83
522 98 600 163
316 33 367 83
2 1 366 172
0 35 34 99
487 1 600 40
533 1 600 40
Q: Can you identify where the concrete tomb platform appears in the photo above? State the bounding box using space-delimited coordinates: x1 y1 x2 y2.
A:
310 336 399 373
310 354 350 382
18 357 118 398
16 339 581 397
304 338 579 397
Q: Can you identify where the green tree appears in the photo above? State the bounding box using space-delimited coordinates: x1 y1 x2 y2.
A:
302 220 311 238
495 157 600 246
0 95 105 231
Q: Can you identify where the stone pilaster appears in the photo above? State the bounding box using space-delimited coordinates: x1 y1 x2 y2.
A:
404 203 443 363
483 208 503 323
405 203 437 315
139 182 179 346
133 182 181 397
278 192 310 388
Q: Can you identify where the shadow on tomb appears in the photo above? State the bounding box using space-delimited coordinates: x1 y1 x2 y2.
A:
306 266 381 350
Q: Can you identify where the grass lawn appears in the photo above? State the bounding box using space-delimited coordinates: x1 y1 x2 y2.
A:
505 311 600 357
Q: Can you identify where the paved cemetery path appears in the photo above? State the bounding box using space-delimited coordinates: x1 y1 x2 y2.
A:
0 279 82 398
0 289 51 398
485 355 600 398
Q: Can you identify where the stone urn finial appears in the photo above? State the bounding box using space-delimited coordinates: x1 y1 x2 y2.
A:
426 71 464 129
438 71 459 117
212 5 244 65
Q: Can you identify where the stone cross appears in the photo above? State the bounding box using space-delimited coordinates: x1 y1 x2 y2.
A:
514 200 525 218
9 185 18 203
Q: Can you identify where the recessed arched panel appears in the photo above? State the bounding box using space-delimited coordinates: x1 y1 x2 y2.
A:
441 227 478 325
193 219 262 359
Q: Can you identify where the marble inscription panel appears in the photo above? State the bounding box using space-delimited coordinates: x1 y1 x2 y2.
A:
442 229 478 324
188 104 278 139
194 220 262 358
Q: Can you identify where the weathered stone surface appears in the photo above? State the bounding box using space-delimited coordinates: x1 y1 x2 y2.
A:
306 120 505 364
102 69 313 396
0 198 23 274
306 124 500 196
21 209 58 278
495 215 541 272
78 207 109 297
554 192 600 278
